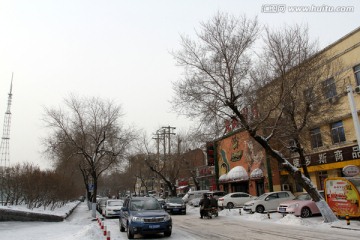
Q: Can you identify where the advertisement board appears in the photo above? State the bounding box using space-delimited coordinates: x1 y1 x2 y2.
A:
324 177 360 217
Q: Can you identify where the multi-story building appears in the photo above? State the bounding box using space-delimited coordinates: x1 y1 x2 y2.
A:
209 27 360 196
282 27 360 191
210 127 281 197
176 148 216 194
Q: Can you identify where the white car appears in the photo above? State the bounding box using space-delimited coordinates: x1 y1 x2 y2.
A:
188 197 201 207
243 191 295 213
103 199 124 218
218 192 256 209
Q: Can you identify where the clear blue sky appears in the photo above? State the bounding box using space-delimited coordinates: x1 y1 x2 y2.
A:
0 0 359 169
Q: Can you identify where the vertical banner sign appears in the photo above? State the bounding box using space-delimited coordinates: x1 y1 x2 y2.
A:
206 142 215 166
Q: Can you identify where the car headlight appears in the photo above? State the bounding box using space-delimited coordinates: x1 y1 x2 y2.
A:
247 203 254 206
164 214 171 221
131 216 144 222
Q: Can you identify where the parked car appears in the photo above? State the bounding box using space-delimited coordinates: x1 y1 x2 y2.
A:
103 199 124 218
96 197 108 213
182 190 209 203
218 192 256 209
205 191 227 200
163 197 186 215
119 197 172 239
243 191 295 213
277 191 324 218
188 197 201 207
156 197 166 208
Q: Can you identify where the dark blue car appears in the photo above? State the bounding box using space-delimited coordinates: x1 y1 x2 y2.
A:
119 197 172 239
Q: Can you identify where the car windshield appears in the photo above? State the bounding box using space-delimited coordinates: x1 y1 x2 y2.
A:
130 199 161 211
108 200 123 206
254 193 269 200
294 193 311 200
167 198 183 204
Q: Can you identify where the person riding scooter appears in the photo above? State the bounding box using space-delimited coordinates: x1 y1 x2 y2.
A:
208 195 219 217
199 193 210 219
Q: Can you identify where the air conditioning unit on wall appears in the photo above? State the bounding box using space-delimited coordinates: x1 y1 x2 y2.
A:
282 184 290 191
355 86 360 94
328 96 339 104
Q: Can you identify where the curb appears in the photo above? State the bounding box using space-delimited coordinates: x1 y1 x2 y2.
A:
96 216 111 239
331 226 360 231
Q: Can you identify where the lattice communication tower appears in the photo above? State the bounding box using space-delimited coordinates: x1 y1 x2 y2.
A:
0 74 13 169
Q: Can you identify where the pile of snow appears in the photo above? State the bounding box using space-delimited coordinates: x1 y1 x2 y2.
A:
0 201 79 218
219 208 240 217
276 214 307 226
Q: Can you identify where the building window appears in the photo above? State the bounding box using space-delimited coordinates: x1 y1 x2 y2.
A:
303 87 315 104
310 127 323 149
318 171 328 190
354 64 360 86
331 121 346 144
322 77 337 99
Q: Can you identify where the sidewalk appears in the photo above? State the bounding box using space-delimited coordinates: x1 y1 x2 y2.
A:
330 219 360 231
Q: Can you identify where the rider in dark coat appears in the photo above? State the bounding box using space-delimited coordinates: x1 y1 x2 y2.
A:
199 193 210 219
209 195 218 208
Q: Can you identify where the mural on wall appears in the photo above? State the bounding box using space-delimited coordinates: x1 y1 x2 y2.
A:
217 131 266 181
231 135 243 162
244 140 264 175
220 149 230 175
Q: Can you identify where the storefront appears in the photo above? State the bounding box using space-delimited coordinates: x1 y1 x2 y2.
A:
281 144 360 191
214 129 278 196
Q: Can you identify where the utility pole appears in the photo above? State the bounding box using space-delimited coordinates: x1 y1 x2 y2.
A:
152 131 161 158
347 85 360 149
162 126 176 156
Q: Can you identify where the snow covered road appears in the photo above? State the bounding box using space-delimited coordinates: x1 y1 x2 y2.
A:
0 202 359 240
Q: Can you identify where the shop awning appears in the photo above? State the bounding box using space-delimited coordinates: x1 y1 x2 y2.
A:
219 166 249 182
227 166 248 181
219 174 227 182
250 168 264 179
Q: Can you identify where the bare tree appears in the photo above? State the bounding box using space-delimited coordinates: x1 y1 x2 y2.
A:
43 94 135 216
172 12 339 222
134 131 181 197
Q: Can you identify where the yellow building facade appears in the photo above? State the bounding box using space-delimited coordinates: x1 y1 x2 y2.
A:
282 27 360 191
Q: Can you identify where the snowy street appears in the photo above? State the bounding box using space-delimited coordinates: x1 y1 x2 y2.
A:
0 202 359 240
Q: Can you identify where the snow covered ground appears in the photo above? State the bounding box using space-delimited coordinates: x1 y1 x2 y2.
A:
0 201 359 239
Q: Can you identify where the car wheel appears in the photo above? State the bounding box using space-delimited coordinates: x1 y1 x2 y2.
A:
227 202 234 209
164 230 172 237
255 205 265 213
127 225 134 239
119 221 125 232
300 207 312 218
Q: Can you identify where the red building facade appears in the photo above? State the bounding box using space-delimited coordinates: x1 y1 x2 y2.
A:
213 129 280 197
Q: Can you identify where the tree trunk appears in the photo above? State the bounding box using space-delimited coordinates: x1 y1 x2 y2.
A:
252 134 338 223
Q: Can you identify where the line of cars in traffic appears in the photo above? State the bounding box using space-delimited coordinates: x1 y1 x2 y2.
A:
95 189 325 239
97 189 326 221
96 195 186 239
